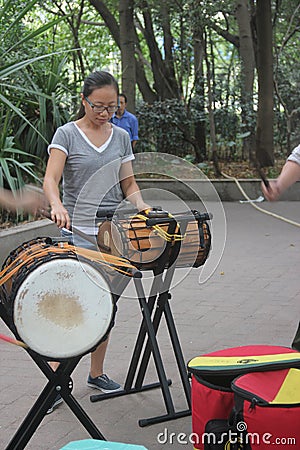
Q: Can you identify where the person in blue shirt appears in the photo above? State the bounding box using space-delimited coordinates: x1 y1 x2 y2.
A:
111 93 139 149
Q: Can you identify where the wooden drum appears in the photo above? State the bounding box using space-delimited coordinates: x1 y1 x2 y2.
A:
0 238 115 359
97 210 211 271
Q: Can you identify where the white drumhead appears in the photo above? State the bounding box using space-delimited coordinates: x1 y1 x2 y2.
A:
13 258 113 358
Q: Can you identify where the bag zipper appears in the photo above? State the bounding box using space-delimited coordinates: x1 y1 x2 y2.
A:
188 358 300 377
232 383 300 409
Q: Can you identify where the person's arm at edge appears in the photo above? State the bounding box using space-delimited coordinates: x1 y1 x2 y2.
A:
261 160 300 201
0 188 21 210
0 186 47 213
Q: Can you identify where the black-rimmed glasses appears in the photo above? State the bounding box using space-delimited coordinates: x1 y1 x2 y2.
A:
84 96 119 114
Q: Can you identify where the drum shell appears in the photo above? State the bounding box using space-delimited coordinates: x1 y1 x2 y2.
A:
97 218 167 271
1 238 115 360
97 214 211 270
174 219 211 268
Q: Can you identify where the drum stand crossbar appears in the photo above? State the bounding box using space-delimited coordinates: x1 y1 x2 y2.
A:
90 217 193 427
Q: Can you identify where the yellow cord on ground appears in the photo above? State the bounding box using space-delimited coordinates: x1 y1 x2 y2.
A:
221 172 300 228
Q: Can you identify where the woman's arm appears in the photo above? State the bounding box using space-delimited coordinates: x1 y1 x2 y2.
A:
120 161 149 212
43 148 71 229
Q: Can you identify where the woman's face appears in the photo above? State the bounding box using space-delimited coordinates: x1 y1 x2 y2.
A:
82 85 118 126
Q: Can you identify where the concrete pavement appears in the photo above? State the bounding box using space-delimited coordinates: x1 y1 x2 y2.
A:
1 201 300 450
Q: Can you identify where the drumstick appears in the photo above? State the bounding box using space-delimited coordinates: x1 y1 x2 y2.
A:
257 167 270 189
0 333 28 348
41 210 98 246
254 161 270 189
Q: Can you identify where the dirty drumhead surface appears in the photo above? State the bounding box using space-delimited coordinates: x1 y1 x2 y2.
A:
13 258 114 359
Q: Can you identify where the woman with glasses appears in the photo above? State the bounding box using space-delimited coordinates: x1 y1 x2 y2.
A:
43 70 148 413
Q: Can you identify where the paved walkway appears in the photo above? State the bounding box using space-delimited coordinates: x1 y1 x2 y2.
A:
1 201 300 450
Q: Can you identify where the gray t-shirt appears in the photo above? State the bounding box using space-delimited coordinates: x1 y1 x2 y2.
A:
48 122 134 231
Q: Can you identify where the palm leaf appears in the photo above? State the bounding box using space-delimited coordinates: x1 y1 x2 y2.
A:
0 0 38 40
0 158 17 191
0 50 72 79
0 0 40 40
0 92 48 144
3 17 67 57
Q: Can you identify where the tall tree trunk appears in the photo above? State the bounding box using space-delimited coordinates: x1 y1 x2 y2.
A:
119 0 136 112
255 0 274 167
159 2 180 99
89 0 157 103
205 33 221 177
235 0 256 161
193 22 206 162
141 1 177 100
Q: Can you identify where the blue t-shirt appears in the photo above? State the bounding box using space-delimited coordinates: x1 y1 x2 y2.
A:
111 110 139 142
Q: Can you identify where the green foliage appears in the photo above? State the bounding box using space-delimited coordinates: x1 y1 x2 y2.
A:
137 97 252 162
13 56 73 160
0 137 41 191
214 108 240 159
36 0 119 79
0 108 42 225
0 0 70 224
0 1 68 144
136 99 196 156
0 0 299 199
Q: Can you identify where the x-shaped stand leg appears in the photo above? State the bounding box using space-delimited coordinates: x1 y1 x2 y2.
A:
0 303 106 450
90 264 191 426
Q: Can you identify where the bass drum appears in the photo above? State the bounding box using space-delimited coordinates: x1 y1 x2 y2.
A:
0 238 115 360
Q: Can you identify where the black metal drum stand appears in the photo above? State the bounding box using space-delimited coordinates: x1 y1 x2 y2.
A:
0 301 106 450
90 216 194 426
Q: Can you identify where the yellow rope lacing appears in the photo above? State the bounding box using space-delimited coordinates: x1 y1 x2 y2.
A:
133 213 186 242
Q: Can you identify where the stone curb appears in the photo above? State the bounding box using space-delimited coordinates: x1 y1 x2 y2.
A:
136 178 300 202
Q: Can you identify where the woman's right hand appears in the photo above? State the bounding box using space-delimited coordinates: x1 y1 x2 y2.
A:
50 202 71 229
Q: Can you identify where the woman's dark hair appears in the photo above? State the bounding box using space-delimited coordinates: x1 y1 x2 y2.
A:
76 71 119 119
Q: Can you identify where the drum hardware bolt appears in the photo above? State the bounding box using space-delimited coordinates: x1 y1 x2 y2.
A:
133 270 142 278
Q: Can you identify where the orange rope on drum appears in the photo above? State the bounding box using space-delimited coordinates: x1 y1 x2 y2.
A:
0 241 136 287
